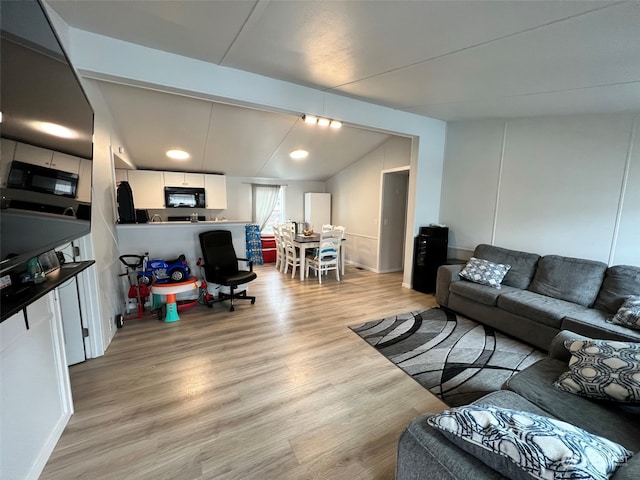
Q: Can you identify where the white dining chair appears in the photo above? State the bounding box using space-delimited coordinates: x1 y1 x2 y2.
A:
321 224 334 232
305 230 342 283
272 225 285 272
281 228 301 278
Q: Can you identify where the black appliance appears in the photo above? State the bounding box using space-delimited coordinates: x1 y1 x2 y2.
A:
412 226 448 294
164 186 206 208
7 161 79 198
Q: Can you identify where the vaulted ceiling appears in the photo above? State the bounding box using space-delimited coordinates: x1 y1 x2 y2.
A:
46 0 640 179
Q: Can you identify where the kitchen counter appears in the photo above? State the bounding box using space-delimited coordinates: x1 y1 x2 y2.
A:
116 222 250 274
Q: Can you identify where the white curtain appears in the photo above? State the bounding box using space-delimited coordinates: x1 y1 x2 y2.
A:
252 184 281 232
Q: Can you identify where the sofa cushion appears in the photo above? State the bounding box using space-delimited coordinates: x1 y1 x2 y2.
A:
554 339 640 403
496 290 584 329
459 257 511 289
593 265 640 314
428 405 632 480
450 281 520 307
529 255 608 307
504 358 640 451
474 244 540 290
610 296 640 330
562 309 640 343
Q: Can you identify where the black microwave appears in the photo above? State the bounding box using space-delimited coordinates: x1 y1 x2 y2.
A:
7 160 79 198
164 186 206 208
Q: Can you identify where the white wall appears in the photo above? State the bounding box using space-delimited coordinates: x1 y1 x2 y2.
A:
223 177 326 225
64 28 446 289
327 136 411 271
440 113 640 265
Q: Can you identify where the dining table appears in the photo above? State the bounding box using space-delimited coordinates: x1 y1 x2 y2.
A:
293 233 346 281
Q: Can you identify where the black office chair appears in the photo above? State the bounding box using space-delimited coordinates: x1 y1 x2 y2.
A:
198 230 257 311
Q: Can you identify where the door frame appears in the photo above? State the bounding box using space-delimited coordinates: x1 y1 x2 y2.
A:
377 166 410 274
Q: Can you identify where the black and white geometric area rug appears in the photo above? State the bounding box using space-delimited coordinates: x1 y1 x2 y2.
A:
349 308 545 407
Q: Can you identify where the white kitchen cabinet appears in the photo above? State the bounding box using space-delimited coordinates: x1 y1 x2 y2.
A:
76 159 92 203
164 171 204 187
304 192 331 229
13 142 80 174
127 170 165 209
51 152 81 174
114 169 129 184
204 174 227 209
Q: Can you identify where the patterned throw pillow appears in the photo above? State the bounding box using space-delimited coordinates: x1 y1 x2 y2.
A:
459 257 511 289
428 405 632 480
608 295 640 330
554 340 640 403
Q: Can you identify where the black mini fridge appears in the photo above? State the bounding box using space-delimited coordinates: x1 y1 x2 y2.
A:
412 226 448 293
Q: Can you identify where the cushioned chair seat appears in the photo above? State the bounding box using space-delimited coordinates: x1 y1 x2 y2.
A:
449 281 520 307
496 290 585 328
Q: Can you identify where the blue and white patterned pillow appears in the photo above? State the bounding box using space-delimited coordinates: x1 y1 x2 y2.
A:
459 257 511 289
554 339 640 403
428 405 632 480
608 295 640 330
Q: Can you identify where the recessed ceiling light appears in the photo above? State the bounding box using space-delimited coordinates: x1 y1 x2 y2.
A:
317 117 330 127
290 149 309 159
303 115 318 125
166 149 190 160
330 120 342 129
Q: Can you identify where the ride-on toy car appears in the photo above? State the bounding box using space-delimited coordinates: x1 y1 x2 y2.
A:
138 254 191 285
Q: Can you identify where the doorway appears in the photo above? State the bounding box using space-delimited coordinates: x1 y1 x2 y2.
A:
378 168 410 273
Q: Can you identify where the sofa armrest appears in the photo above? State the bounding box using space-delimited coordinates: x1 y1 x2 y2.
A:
548 330 591 363
436 264 464 307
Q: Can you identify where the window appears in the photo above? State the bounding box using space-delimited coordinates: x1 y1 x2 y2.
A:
261 187 285 234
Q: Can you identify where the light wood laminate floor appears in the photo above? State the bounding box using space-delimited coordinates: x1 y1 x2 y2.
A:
41 265 446 480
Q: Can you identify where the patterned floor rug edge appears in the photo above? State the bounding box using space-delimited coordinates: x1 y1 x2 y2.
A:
349 307 546 407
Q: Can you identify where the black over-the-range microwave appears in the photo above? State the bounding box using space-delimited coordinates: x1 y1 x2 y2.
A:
7 160 79 198
164 186 206 208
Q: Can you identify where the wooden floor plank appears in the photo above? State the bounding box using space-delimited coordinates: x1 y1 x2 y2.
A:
40 265 446 479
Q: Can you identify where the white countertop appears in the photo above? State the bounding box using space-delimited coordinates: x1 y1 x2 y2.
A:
116 220 251 227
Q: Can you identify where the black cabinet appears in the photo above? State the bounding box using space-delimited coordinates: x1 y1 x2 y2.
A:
412 226 448 293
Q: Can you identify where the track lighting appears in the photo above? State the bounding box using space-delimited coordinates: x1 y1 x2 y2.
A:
302 114 342 129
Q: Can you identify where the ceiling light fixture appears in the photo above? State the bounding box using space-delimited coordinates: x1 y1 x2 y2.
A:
290 149 309 160
303 114 318 125
166 149 190 160
302 114 342 129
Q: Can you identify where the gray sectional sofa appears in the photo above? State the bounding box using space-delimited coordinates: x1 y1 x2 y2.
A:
436 244 640 351
396 330 640 480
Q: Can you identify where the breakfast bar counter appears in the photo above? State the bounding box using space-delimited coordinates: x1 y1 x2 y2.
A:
116 221 250 276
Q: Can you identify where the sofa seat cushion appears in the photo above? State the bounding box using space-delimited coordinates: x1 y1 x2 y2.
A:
504 358 640 451
428 404 631 480
496 290 584 328
450 281 520 307
594 265 640 314
529 255 608 307
474 244 540 290
562 309 640 343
